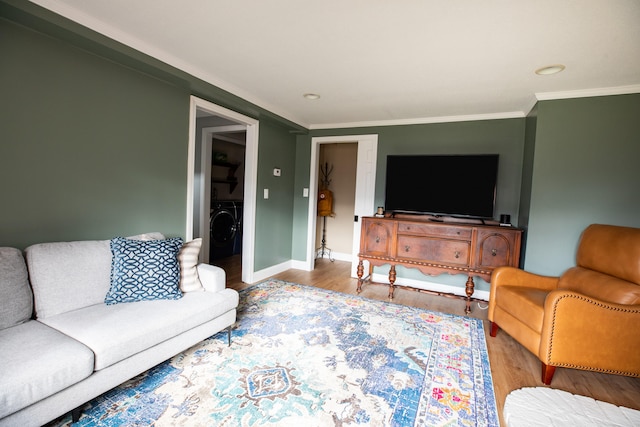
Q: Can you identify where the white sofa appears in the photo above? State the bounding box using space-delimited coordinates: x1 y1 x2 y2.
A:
0 235 239 427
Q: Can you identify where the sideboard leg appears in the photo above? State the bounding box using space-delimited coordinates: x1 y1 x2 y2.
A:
465 276 474 314
388 265 397 300
356 260 364 293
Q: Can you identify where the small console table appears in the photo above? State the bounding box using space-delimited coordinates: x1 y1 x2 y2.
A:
357 215 522 314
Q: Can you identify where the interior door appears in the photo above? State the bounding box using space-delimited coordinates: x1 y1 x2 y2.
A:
350 136 378 277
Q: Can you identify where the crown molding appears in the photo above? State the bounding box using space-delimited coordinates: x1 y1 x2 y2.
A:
309 111 526 130
535 84 640 102
28 0 310 129
25 1 640 132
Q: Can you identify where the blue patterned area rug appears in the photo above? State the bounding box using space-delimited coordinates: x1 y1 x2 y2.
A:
56 279 498 426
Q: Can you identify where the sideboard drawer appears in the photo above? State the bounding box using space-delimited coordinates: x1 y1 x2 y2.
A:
397 235 470 266
398 222 473 239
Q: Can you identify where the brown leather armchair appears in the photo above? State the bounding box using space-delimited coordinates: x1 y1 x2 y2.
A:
488 224 640 384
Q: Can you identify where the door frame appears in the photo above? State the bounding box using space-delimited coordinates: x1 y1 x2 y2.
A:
306 134 378 276
187 96 259 284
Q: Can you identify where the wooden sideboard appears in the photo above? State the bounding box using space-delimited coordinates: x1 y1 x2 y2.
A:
357 215 522 313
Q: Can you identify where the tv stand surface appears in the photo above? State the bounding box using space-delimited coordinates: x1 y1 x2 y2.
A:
357 216 522 314
389 212 500 226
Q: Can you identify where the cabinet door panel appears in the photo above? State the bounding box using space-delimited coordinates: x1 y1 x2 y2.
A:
476 230 519 268
361 220 393 256
397 236 470 266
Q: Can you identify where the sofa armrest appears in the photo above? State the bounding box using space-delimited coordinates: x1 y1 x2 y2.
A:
196 263 226 293
539 290 640 375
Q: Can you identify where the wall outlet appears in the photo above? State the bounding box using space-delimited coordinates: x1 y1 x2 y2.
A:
273 168 281 177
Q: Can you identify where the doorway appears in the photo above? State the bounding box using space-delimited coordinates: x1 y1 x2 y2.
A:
307 135 378 277
315 143 358 262
187 96 259 284
208 128 245 262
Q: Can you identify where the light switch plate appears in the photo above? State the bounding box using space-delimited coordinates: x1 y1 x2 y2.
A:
263 188 269 199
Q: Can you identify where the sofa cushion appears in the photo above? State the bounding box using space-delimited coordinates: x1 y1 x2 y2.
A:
25 233 166 318
0 247 33 330
105 237 183 305
25 240 112 319
41 289 239 371
0 321 94 419
178 238 204 292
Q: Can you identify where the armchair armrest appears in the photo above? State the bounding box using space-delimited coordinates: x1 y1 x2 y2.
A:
489 267 559 319
491 266 559 292
196 263 227 293
539 290 640 376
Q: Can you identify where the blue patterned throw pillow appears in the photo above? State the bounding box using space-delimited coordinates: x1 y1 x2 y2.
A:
105 237 184 305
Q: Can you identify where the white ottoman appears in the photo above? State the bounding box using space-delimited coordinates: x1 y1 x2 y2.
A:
504 387 640 426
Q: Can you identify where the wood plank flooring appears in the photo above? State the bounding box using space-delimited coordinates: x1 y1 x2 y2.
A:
217 255 640 426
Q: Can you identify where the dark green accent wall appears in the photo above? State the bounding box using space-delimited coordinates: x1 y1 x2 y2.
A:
253 121 297 270
517 105 538 262
523 94 640 275
1 16 188 247
0 2 302 268
292 135 312 260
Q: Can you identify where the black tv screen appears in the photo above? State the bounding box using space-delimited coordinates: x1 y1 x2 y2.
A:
384 154 499 219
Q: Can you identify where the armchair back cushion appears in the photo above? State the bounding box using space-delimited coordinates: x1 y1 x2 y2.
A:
576 224 640 284
557 224 640 305
559 267 640 305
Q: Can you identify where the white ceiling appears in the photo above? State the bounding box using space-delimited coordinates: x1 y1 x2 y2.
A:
31 0 640 129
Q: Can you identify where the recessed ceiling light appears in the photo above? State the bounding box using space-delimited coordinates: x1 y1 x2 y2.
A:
303 93 321 100
535 65 566 75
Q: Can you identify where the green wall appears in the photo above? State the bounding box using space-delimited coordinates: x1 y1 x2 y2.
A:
254 121 297 270
0 2 302 273
0 16 188 246
523 94 640 275
292 135 313 260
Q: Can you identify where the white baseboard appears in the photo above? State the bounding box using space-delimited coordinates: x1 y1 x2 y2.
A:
315 251 352 262
372 273 490 301
290 259 311 271
251 260 294 283
253 258 490 302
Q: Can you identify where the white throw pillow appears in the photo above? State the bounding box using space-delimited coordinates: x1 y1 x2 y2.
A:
126 232 166 241
178 238 203 292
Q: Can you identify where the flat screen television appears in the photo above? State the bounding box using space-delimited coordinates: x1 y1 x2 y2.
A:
384 154 499 219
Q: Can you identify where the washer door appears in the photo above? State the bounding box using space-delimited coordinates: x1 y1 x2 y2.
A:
210 209 237 248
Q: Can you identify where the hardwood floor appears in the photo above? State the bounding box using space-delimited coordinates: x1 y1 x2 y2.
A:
217 255 640 426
